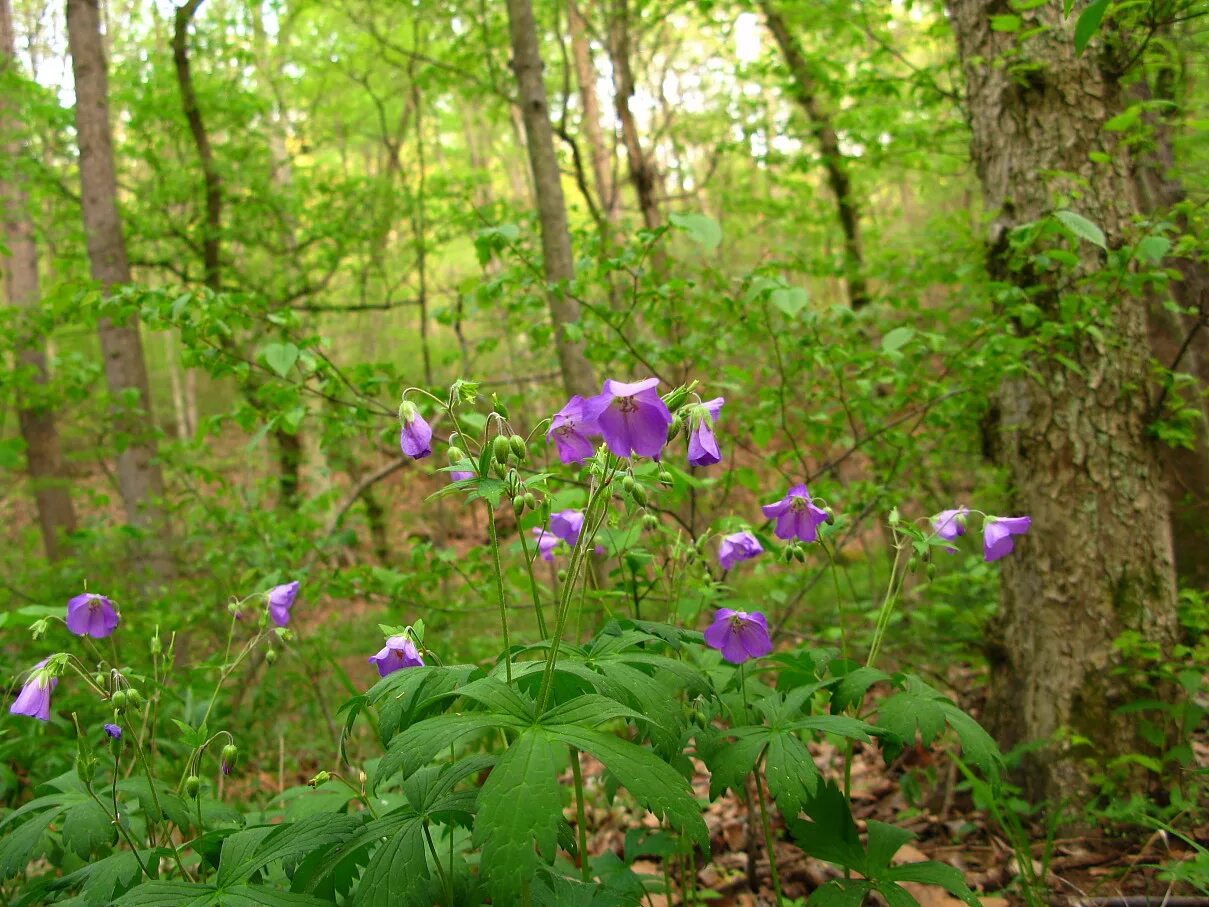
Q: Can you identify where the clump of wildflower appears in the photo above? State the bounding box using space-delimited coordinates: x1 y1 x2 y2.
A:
10 658 59 721
983 516 1031 562
399 401 432 459
547 396 604 465
687 398 724 467
368 635 425 677
66 593 120 639
267 581 299 627
718 530 763 570
703 609 773 664
762 484 829 542
591 378 673 460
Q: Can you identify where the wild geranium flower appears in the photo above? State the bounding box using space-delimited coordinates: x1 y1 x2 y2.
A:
718 530 763 570
104 723 122 740
762 484 829 542
450 470 474 482
687 397 724 468
532 527 560 562
931 507 969 541
983 516 1032 562
10 658 58 721
66 593 119 639
267 581 299 627
547 395 604 465
549 509 585 545
704 609 773 664
399 402 432 459
591 378 673 459
368 635 425 677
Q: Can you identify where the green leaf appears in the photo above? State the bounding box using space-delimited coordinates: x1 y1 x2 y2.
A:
474 727 565 902
991 14 1021 30
61 800 116 858
219 815 361 885
788 782 866 873
809 880 875 907
1054 209 1106 249
669 212 722 251
1136 235 1170 263
262 342 300 378
832 666 891 712
0 809 58 879
1074 0 1110 54
770 286 810 318
881 327 915 353
220 888 335 907
375 712 515 790
113 881 220 906
350 818 428 907
702 729 765 799
884 861 980 906
764 731 820 814
865 820 916 872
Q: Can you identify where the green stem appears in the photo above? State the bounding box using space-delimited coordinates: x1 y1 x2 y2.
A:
754 757 785 906
570 747 591 883
423 821 454 906
88 774 151 879
866 539 908 671
819 539 852 663
517 527 549 637
485 503 513 683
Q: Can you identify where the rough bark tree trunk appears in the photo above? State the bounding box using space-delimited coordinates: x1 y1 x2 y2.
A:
760 0 870 310
606 0 663 235
67 0 172 574
949 1 1180 800
568 0 617 223
504 0 598 399
1 0 77 560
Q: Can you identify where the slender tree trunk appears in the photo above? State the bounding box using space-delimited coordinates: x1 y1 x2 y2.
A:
568 0 617 223
1 0 77 560
760 0 870 310
504 0 598 399
66 0 172 571
607 0 663 235
949 1 1179 800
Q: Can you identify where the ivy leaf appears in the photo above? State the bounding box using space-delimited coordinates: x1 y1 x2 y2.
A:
669 212 722 251
1054 209 1106 250
473 727 565 903
261 342 300 378
1074 0 1110 54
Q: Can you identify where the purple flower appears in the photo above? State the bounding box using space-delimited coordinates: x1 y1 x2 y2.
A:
532 527 560 562
591 378 673 460
703 609 773 664
399 402 432 459
687 398 724 468
983 516 1031 562
550 509 585 545
267 581 299 627
369 635 425 677
66 593 120 639
10 659 58 721
718 530 763 570
450 470 474 482
761 484 829 542
931 508 969 542
104 723 122 740
547 395 605 465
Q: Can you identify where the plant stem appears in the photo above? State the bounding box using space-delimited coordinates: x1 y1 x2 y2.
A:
754 756 785 906
517 527 548 637
485 503 513 683
866 538 908 671
424 821 454 906
570 747 591 882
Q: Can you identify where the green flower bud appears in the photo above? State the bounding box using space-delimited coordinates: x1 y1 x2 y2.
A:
185 775 201 798
907 557 918 573
512 495 525 515
658 470 673 487
111 690 127 709
150 635 162 655
491 394 509 419
493 435 512 464
523 492 536 510
642 514 659 531
265 648 278 665
447 445 466 465
631 484 648 507
824 508 836 526
126 689 144 707
509 435 527 461
77 753 95 784
621 476 636 494
926 562 937 580
308 770 331 789
557 569 568 583
95 673 106 688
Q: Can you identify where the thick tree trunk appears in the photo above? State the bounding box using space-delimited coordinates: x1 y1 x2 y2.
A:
66 0 172 564
504 0 598 399
949 2 1179 800
568 0 617 223
1 0 77 560
760 1 869 310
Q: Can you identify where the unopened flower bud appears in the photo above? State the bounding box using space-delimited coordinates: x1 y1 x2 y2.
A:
523 492 536 511
621 475 636 494
308 770 331 789
221 744 237 775
185 775 201 798
95 673 106 688
265 648 278 665
447 445 466 465
512 495 525 515
493 435 512 464
509 435 527 461
926 562 937 580
111 690 127 709
642 514 659 531
150 635 162 655
557 569 568 583
126 689 144 707
907 557 918 573
824 508 836 526
491 394 508 418
631 484 648 507
77 753 95 784
658 470 673 487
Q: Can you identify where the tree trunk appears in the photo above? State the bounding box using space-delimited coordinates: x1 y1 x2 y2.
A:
760 0 870 310
568 0 617 223
504 0 598 399
606 0 663 235
949 1 1179 800
66 0 172 568
1 0 77 560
